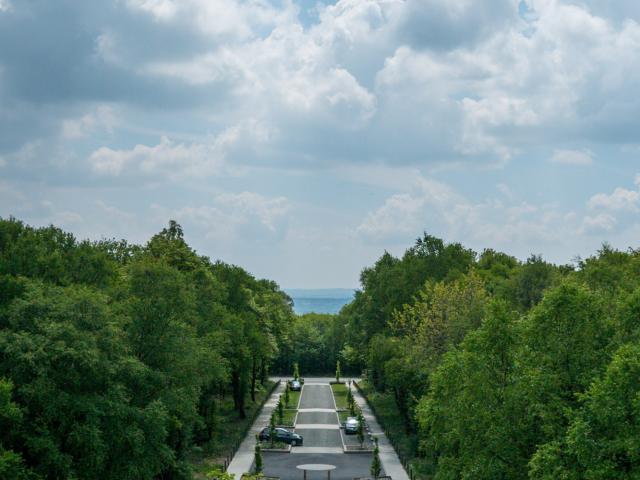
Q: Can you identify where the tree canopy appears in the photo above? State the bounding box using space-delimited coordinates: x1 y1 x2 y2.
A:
307 232 640 479
0 217 294 479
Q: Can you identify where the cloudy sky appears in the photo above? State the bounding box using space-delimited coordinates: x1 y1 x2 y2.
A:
1 0 640 288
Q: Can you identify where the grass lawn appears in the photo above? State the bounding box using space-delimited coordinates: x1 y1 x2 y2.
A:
275 409 297 426
358 380 433 480
331 382 348 409
283 389 301 409
338 410 351 423
190 380 276 479
260 440 289 450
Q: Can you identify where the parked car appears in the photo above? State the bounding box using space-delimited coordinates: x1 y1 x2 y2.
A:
259 427 303 446
344 416 360 434
290 380 301 391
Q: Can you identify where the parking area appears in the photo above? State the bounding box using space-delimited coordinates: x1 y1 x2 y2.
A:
263 452 373 480
294 428 342 448
340 428 367 448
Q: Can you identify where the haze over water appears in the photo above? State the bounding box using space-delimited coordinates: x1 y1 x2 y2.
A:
286 289 355 315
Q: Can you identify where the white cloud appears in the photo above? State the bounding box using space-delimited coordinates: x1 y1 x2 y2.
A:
0 0 11 12
8 0 640 174
89 131 236 177
581 175 640 235
0 141 48 167
357 176 581 253
62 106 116 139
581 213 617 233
95 200 135 221
125 0 294 39
0 181 25 204
4 0 640 286
550 149 594 165
588 187 640 212
357 177 462 242
155 191 290 243
40 201 83 227
126 0 178 21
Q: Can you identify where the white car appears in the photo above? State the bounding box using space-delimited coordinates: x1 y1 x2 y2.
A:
345 416 359 434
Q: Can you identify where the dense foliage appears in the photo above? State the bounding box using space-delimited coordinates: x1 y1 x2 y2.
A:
272 313 347 375
4 217 639 479
325 233 640 479
0 218 295 480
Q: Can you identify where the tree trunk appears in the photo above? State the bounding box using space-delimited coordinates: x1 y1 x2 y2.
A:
251 357 257 403
260 356 267 385
232 369 246 419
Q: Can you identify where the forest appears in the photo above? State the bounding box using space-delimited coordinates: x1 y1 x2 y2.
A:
2 218 639 479
0 218 296 480
312 234 640 479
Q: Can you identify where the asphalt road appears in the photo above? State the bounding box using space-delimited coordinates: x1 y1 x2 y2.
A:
264 453 373 480
297 411 339 425
295 428 342 447
296 385 341 448
262 381 375 480
298 384 336 410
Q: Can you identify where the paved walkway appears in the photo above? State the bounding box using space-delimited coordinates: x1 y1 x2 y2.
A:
350 382 410 480
227 381 285 477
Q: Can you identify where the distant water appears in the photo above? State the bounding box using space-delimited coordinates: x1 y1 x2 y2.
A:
285 288 355 315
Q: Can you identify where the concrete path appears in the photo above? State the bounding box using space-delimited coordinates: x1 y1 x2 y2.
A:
350 382 410 480
226 381 285 477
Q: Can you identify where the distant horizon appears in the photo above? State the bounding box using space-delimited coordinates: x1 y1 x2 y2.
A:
286 288 356 314
284 287 357 296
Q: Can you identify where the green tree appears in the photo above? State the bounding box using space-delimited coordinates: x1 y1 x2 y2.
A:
0 282 174 480
384 273 488 429
336 361 341 383
357 411 365 448
206 467 235 480
347 387 355 416
529 342 640 479
0 378 39 480
269 414 276 448
418 301 528 479
370 437 382 479
254 438 263 474
519 282 614 442
509 254 558 311
284 383 290 408
0 218 294 479
277 396 284 425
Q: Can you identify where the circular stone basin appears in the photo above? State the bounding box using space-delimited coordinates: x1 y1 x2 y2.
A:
296 464 337 480
296 465 337 471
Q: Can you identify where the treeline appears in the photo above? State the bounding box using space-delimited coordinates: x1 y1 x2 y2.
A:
335 234 640 479
0 218 295 480
272 313 347 375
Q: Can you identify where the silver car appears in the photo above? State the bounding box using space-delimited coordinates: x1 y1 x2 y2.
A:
344 416 359 434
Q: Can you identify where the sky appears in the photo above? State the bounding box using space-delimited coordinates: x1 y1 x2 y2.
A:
1 0 640 289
